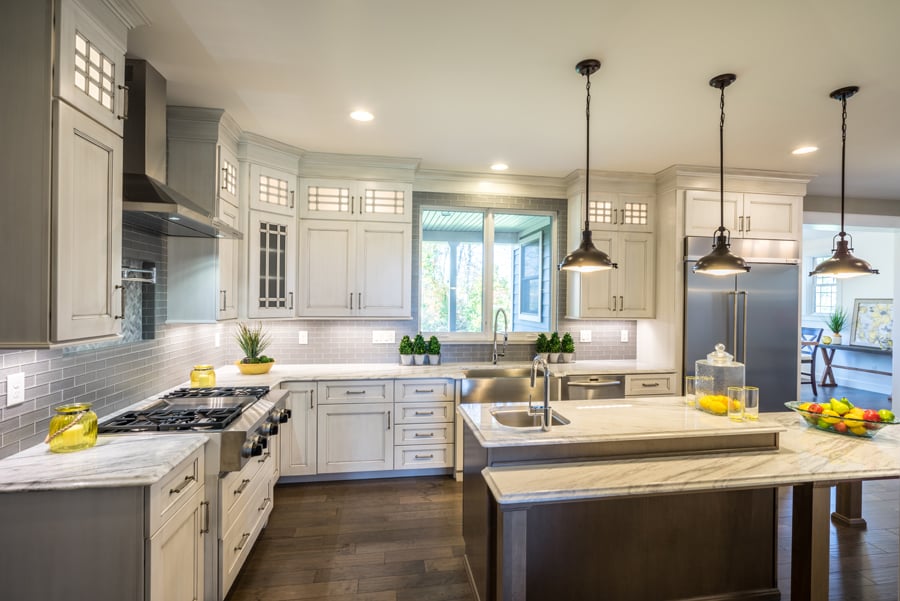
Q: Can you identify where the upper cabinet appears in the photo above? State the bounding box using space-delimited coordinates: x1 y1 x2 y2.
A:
564 176 658 320
684 190 801 241
299 178 412 222
166 108 243 323
248 212 296 318
249 164 296 217
0 0 137 347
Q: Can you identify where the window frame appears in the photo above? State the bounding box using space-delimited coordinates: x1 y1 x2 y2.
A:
418 204 558 342
807 255 839 316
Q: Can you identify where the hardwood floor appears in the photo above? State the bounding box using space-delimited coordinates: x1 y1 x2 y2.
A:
228 476 897 601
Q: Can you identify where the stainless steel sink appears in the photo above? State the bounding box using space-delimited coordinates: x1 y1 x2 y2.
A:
460 367 562 403
490 408 570 428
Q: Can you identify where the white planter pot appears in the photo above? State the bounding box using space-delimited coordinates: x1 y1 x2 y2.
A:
549 352 561 363
427 354 440 365
413 354 427 365
400 354 414 366
560 352 575 363
831 334 843 345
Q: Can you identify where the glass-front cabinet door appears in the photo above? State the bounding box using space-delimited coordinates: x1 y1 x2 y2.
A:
248 212 295 318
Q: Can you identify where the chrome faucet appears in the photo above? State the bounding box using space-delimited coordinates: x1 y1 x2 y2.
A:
492 308 508 364
529 354 552 431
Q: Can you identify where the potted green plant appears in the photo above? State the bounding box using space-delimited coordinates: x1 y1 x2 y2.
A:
234 322 275 375
412 333 428 365
399 335 414 365
535 333 550 362
427 335 441 366
548 331 562 363
825 306 849 345
560 332 575 363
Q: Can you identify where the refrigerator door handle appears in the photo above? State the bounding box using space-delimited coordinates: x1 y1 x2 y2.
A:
729 291 738 357
740 291 749 363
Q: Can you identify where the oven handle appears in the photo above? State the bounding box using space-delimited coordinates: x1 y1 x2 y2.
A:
566 380 623 387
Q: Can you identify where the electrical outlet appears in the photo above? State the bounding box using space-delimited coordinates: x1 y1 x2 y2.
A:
620 330 629 343
372 330 396 344
214 332 221 347
6 372 25 407
579 330 592 343
298 330 308 345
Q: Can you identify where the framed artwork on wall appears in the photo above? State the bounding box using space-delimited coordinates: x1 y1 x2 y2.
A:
849 298 893 348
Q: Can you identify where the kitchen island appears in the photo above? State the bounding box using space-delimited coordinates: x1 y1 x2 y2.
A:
459 398 900 601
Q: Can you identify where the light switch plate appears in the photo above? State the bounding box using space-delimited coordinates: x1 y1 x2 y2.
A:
372 330 396 344
580 330 592 343
620 330 629 343
298 330 308 345
214 332 221 347
7 372 25 407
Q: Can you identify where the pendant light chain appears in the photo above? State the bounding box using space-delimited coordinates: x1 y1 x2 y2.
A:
584 74 592 232
719 83 726 233
839 94 847 237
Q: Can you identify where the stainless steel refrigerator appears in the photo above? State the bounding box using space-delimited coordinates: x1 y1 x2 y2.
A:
683 237 800 412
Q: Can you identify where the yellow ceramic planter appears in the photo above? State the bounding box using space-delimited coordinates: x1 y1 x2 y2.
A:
235 360 275 375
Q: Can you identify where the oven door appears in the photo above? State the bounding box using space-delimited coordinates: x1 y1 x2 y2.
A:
562 375 626 400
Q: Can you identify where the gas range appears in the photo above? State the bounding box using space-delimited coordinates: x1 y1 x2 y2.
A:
99 385 290 472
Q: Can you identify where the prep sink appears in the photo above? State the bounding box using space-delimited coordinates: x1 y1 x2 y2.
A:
460 367 563 403
490 408 570 428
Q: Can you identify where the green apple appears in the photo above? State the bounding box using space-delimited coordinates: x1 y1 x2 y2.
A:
878 409 895 423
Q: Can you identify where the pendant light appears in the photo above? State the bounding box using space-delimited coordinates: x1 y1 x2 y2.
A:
693 74 751 276
559 59 617 273
808 86 878 279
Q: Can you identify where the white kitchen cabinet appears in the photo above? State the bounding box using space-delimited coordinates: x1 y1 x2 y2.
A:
569 231 655 318
248 211 296 318
298 220 411 318
147 485 206 601
625 372 677 396
0 0 132 347
249 163 296 216
317 402 394 473
393 379 455 471
684 190 801 241
166 107 244 323
55 0 127 136
580 192 654 233
299 178 412 222
280 383 317 477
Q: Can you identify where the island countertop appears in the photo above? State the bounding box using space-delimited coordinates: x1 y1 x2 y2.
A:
458 396 786 448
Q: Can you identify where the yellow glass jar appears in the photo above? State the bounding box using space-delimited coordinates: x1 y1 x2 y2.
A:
190 364 217 388
46 403 98 453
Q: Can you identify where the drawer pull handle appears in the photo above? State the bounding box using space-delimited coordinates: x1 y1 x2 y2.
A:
345 390 367 395
169 475 195 495
387 410 391 430
567 380 622 387
200 501 210 534
414 432 435 438
414 388 435 393
414 411 435 416
258 451 271 463
415 454 434 460
641 382 661 387
234 532 251 552
258 497 271 512
234 478 251 495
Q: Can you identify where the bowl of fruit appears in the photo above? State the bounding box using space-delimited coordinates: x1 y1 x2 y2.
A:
784 398 898 438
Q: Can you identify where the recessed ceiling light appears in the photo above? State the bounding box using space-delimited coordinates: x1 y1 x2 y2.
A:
490 163 509 171
350 110 374 122
792 146 818 155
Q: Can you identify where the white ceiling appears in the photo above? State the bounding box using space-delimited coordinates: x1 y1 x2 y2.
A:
127 0 900 199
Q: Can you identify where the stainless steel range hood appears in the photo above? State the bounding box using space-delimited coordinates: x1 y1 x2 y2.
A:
122 60 242 239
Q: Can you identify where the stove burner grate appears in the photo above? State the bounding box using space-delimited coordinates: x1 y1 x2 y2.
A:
162 386 270 400
99 406 246 433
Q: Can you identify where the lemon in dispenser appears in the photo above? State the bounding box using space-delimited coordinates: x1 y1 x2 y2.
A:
695 343 745 416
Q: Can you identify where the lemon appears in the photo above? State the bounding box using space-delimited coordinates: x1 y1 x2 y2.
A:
821 409 841 424
822 335 832 344
849 426 868 436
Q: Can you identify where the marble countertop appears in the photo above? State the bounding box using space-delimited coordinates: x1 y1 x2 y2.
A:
0 434 208 493
482 413 900 505
458 397 785 448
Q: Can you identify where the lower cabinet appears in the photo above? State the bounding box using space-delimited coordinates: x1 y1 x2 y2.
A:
625 372 677 396
317 401 394 473
393 379 455 470
280 383 317 476
147 486 206 601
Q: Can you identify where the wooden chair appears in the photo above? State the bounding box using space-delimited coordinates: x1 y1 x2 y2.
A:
800 327 824 396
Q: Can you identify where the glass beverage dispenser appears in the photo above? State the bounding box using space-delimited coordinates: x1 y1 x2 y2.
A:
695 343 745 415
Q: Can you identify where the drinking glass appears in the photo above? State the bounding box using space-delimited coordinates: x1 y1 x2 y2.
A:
727 386 744 421
684 376 700 407
742 386 760 420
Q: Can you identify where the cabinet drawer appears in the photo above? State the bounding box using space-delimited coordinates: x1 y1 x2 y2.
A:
625 372 676 396
221 472 272 595
394 401 455 424
394 444 454 470
394 379 455 403
394 423 454 445
148 447 204 536
220 451 268 526
318 380 393 404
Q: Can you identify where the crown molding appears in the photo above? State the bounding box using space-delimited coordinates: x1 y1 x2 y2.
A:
239 132 305 172
564 169 657 197
102 0 150 29
655 164 813 197
414 169 567 198
298 152 420 182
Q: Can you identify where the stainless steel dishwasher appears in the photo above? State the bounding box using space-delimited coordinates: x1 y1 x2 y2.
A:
562 374 626 400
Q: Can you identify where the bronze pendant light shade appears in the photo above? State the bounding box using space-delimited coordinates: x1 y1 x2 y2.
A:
808 86 878 279
693 73 750 276
559 59 617 273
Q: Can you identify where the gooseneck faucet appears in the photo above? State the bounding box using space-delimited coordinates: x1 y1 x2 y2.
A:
492 308 508 364
529 354 552 431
